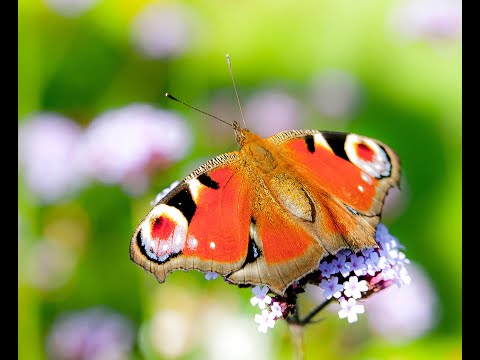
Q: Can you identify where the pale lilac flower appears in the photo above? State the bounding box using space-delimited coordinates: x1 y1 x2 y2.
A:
46 307 134 360
252 223 410 329
79 104 192 194
319 260 334 278
244 90 304 137
343 276 369 299
381 266 398 282
250 286 272 310
395 264 412 287
44 0 98 17
310 70 362 121
365 264 437 342
337 249 352 257
361 247 375 258
364 250 381 275
376 254 391 271
18 113 86 203
319 277 343 300
254 310 276 334
151 180 181 205
270 302 283 319
338 298 365 324
348 254 367 276
26 240 77 291
130 3 198 58
205 271 218 281
330 254 349 276
389 0 462 43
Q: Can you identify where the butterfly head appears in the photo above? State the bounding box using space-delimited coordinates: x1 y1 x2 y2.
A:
233 120 248 146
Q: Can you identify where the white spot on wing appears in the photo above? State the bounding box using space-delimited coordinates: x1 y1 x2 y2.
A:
210 241 216 250
187 236 198 251
358 185 364 192
361 172 372 184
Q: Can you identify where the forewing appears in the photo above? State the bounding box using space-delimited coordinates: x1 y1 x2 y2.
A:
130 152 253 283
268 129 401 253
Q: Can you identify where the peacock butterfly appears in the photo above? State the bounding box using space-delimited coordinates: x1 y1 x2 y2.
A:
130 113 401 296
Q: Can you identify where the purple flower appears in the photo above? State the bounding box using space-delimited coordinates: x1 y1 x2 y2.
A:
349 254 367 276
243 90 304 137
46 307 134 360
389 0 462 43
343 276 368 299
304 223 411 325
310 70 362 121
364 250 381 275
338 298 365 324
130 3 199 58
242 223 410 330
26 239 77 291
254 310 276 334
250 285 272 310
205 271 219 281
79 104 192 194
18 113 87 203
319 277 343 300
330 254 350 277
319 260 334 278
270 302 284 319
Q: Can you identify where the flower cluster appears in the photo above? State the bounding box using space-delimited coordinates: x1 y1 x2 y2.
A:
46 307 134 360
18 104 192 202
389 0 462 44
130 2 199 59
249 223 411 333
80 104 192 194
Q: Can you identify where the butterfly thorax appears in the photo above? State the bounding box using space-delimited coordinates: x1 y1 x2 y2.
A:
238 129 278 173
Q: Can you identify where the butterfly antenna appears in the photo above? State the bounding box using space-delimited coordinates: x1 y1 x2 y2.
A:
165 93 234 128
226 54 247 129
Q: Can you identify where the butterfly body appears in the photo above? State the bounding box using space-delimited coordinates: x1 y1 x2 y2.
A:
130 125 400 295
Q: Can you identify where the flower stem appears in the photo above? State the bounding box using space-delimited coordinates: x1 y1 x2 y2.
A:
287 297 333 326
288 322 305 360
298 297 333 325
285 295 333 359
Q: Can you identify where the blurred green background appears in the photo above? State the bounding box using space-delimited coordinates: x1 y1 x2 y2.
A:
18 0 461 359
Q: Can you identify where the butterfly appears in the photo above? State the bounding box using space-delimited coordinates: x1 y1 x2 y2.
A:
130 116 401 296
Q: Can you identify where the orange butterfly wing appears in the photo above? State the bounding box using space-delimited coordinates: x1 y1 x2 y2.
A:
266 130 400 254
130 153 254 283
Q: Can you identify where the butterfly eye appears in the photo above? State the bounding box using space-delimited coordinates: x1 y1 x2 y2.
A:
355 143 375 162
345 135 392 179
138 204 189 263
151 216 176 240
